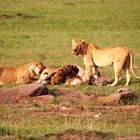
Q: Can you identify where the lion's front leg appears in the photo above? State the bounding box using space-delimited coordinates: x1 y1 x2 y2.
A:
92 65 99 79
83 54 93 82
85 65 93 81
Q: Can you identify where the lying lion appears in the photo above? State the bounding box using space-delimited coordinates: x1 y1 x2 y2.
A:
72 39 140 86
0 60 46 84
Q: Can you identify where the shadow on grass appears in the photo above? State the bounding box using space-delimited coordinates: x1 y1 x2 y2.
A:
0 126 114 140
44 129 114 140
0 13 41 20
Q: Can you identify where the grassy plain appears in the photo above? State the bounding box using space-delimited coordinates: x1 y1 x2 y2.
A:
0 0 140 139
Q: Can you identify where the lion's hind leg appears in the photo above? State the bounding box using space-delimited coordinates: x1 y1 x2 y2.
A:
124 69 131 86
123 61 131 86
123 54 131 86
111 63 123 86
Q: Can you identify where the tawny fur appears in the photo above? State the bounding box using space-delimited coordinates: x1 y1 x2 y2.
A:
65 77 83 86
51 64 79 85
37 68 58 84
0 60 46 84
72 39 140 86
37 65 85 85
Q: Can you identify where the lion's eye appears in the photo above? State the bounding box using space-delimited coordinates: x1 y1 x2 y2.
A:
36 64 39 67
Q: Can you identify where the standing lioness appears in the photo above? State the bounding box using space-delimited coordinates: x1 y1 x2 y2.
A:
72 39 140 86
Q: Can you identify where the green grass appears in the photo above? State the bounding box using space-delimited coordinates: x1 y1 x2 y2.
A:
0 0 140 139
0 105 140 140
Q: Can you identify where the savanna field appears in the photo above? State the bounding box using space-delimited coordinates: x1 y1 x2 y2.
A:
0 0 140 139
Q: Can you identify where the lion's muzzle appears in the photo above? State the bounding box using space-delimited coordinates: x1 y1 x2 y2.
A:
72 51 79 56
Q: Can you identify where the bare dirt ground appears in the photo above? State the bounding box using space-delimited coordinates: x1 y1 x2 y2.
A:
0 84 139 115
0 84 140 139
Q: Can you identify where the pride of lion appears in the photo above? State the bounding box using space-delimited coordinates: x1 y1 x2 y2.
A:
0 39 139 86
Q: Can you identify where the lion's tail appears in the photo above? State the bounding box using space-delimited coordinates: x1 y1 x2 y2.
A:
130 51 140 79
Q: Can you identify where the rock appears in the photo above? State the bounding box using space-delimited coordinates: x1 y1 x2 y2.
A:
120 92 137 104
97 93 121 104
0 84 49 104
56 88 82 96
117 88 137 104
18 95 54 104
117 87 130 93
97 88 137 105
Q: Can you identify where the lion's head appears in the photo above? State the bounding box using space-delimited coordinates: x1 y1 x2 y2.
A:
72 39 88 56
29 60 46 76
37 68 57 84
62 64 79 76
37 69 49 83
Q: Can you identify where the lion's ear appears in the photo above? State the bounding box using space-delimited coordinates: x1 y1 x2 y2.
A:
81 40 86 44
72 39 75 44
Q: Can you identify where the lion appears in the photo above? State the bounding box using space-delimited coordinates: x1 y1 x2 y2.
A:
37 65 85 85
72 39 140 86
51 64 79 85
0 60 46 84
37 68 58 84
